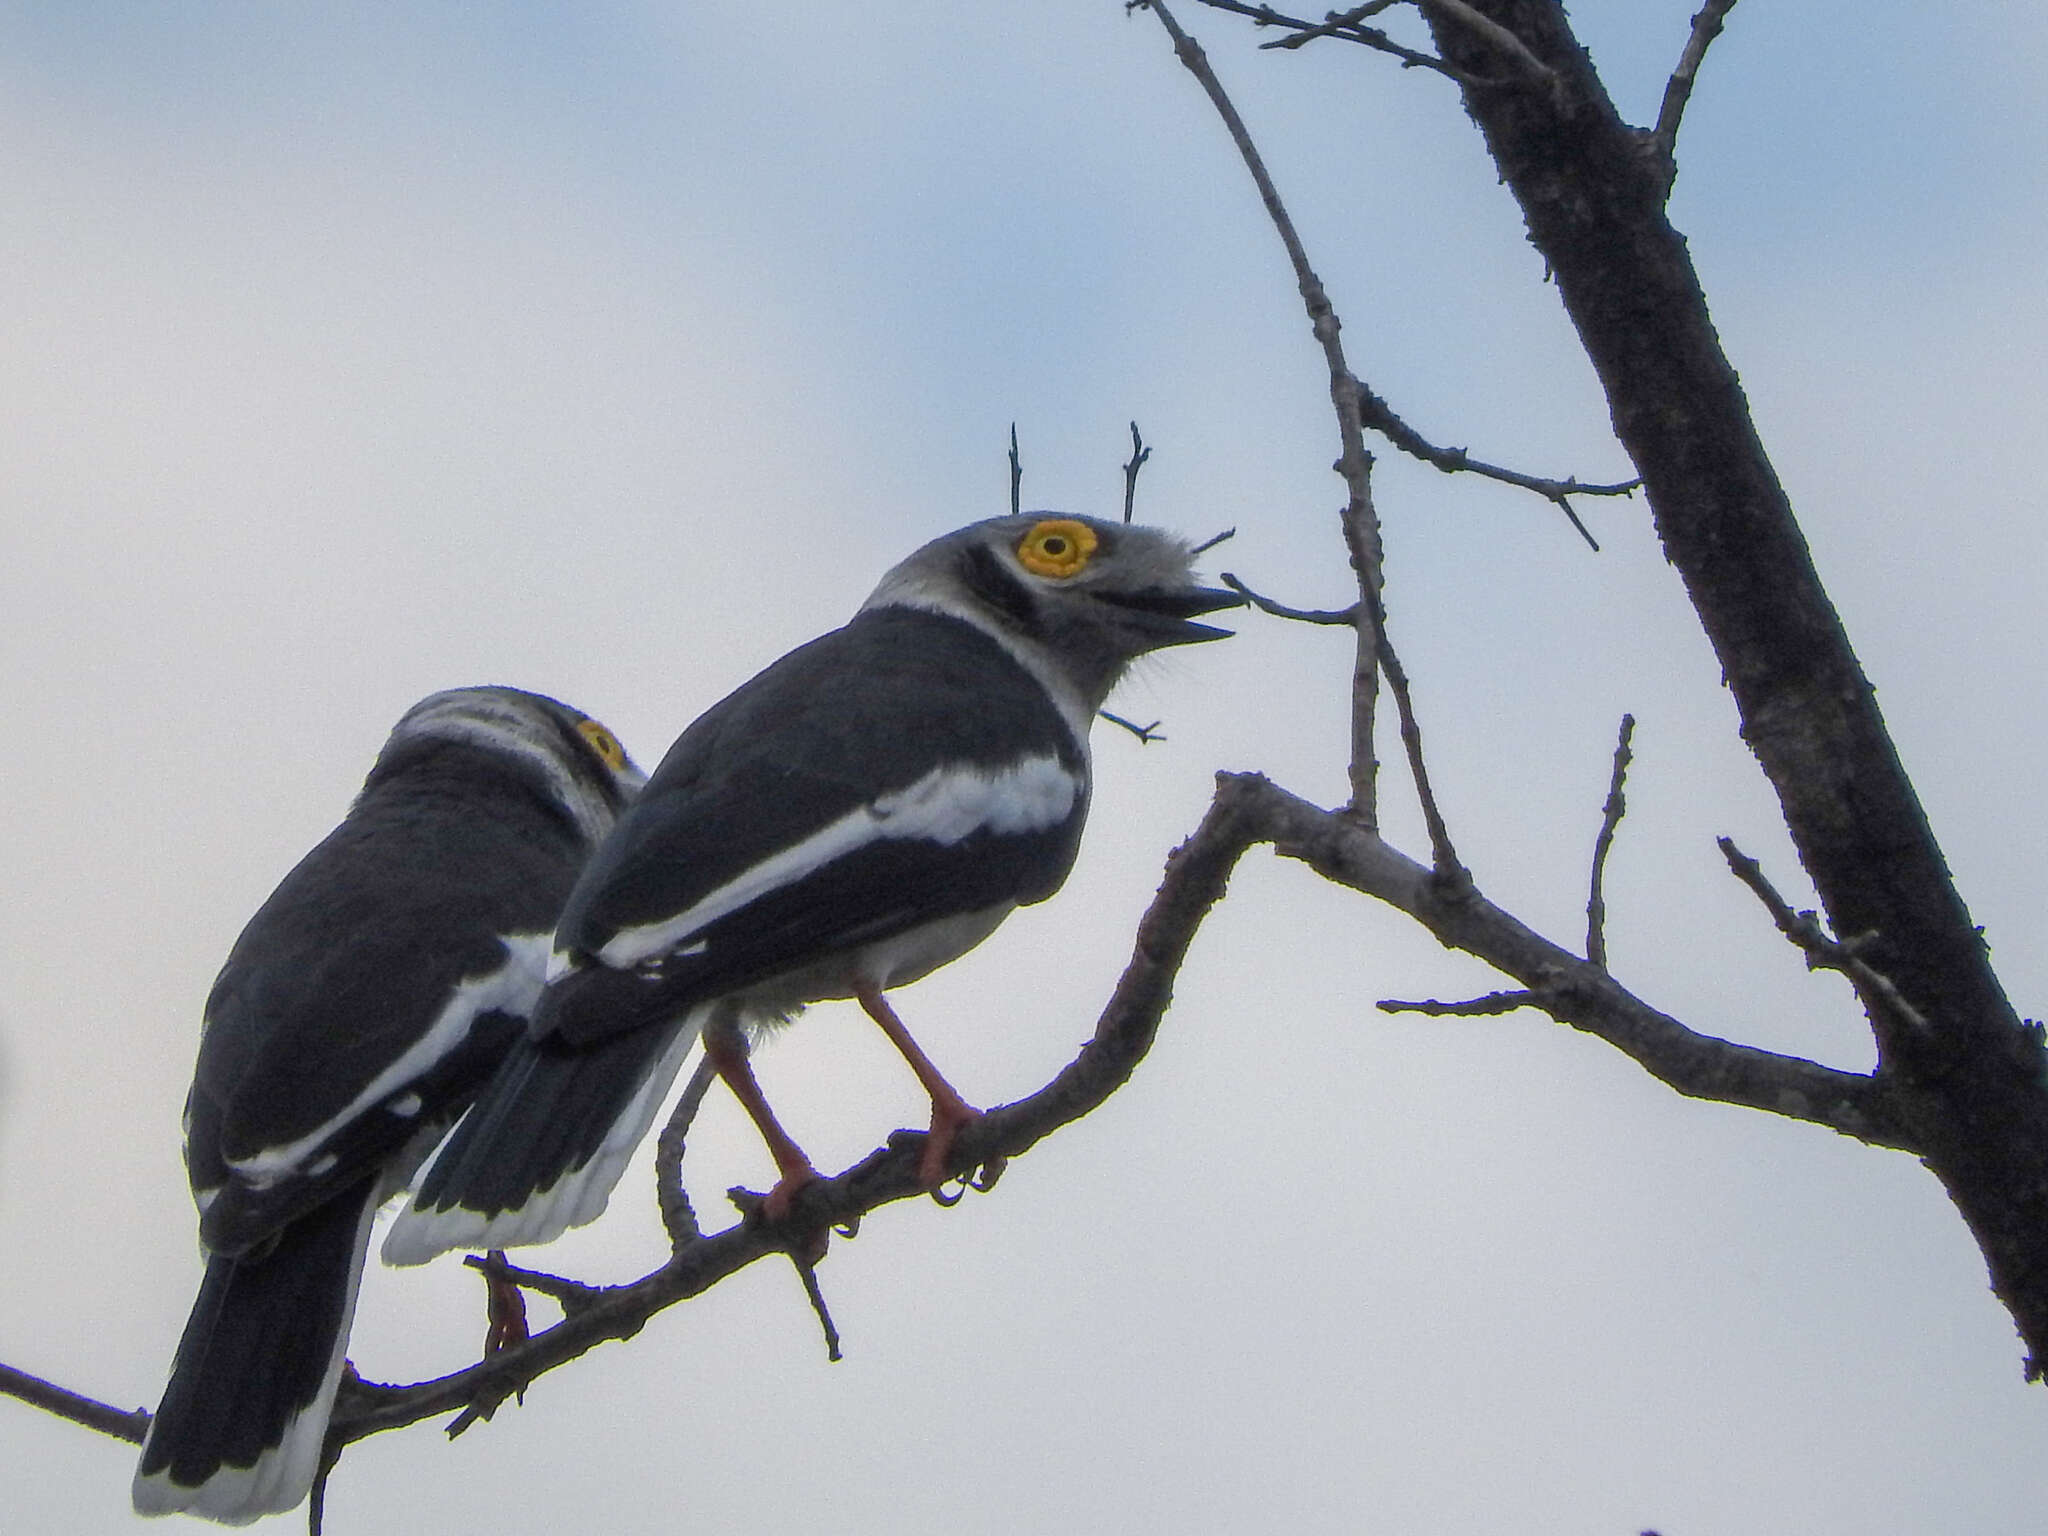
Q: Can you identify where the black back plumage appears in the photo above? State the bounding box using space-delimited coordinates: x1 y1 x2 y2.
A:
541 607 1087 1043
189 740 604 1252
136 688 640 1524
391 514 1237 1261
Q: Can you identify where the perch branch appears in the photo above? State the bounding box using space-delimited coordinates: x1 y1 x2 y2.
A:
0 1360 149 1445
310 778 1265 1449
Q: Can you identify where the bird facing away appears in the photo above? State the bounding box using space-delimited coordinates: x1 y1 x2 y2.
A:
385 513 1240 1262
133 687 644 1525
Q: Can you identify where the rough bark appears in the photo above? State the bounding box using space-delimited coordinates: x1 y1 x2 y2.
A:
1422 0 2048 1372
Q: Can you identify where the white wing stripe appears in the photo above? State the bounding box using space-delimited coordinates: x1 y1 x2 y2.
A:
594 755 1080 970
224 932 553 1188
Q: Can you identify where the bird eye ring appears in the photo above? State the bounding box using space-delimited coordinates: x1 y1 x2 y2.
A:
577 718 627 771
1016 519 1098 579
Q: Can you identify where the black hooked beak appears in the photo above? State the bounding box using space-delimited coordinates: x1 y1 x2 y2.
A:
1098 584 1246 646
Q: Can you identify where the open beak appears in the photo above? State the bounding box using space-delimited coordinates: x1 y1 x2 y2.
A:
1099 585 1245 646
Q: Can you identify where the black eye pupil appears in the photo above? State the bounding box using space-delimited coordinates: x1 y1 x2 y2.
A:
1045 538 1067 556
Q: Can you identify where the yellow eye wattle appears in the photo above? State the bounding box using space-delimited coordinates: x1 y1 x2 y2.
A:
577 718 627 771
1016 518 1098 579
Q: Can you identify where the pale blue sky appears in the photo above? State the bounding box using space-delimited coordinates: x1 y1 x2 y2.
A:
2 4 2044 1532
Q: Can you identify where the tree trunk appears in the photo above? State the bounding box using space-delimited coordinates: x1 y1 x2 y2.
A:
1425 0 2048 1373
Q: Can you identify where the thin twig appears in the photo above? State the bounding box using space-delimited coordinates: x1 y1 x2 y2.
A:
1190 526 1237 556
1220 572 1356 625
1188 0 1476 80
655 1052 719 1250
461 1252 607 1316
1139 0 1387 819
1235 773 1914 1150
1353 381 1635 550
1717 838 1932 1040
793 1257 844 1363
1650 0 1740 181
1099 710 1165 744
0 1360 149 1444
1374 622 1464 880
1415 0 1559 94
1586 714 1637 969
1008 423 1023 518
1380 989 1535 1016
1121 421 1151 523
1339 501 1386 822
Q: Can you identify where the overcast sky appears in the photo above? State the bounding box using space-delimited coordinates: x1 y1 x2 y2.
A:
3 3 2044 1532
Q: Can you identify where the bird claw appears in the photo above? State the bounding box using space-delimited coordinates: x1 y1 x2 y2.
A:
929 1154 1007 1207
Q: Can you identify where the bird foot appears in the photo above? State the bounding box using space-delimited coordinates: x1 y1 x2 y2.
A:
761 1163 821 1224
917 1101 984 1190
482 1249 530 1355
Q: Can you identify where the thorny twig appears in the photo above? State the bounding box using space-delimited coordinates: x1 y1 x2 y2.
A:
1586 715 1637 969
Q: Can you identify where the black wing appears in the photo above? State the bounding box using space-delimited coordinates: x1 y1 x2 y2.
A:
190 775 588 1256
539 607 1088 1044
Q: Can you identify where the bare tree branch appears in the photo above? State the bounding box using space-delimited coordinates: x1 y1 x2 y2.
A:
1586 714 1637 969
0 1360 149 1446
1008 422 1023 517
1414 0 1558 94
1373 623 1465 880
1229 772 1914 1149
1186 0 1475 79
1121 420 1151 523
1651 0 1741 180
1100 710 1166 743
654 1053 719 1250
1138 0 1388 820
1381 988 1534 1016
1352 379 1638 550
1219 572 1357 625
1717 837 1932 1041
312 778 1264 1453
